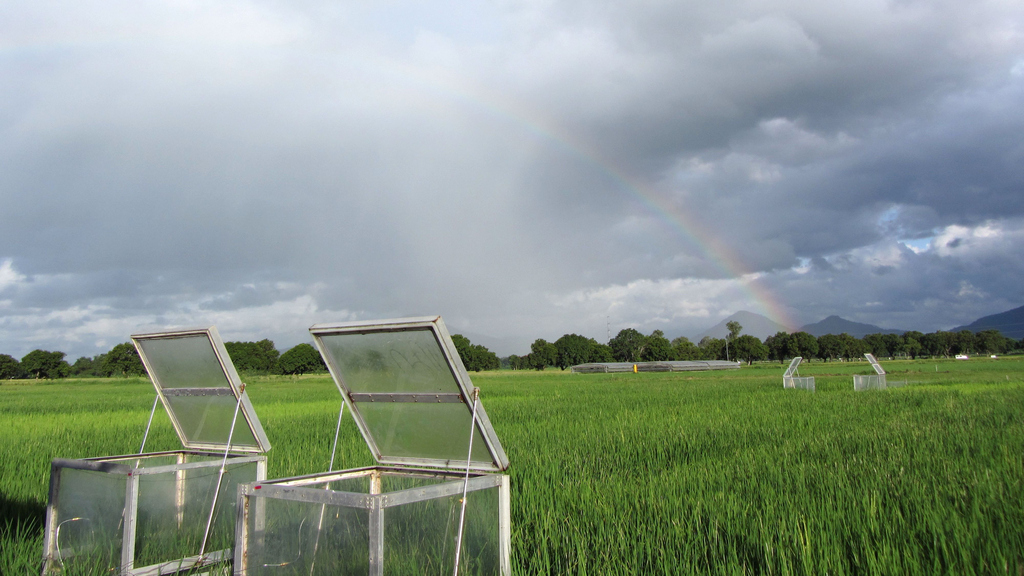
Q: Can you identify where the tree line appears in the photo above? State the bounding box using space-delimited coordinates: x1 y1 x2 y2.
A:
2 326 1020 380
504 324 1024 370
0 339 330 380
0 331 503 380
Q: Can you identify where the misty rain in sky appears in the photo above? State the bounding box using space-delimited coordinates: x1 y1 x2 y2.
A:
0 0 1022 357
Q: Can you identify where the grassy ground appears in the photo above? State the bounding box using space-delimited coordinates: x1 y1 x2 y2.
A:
2 358 1023 574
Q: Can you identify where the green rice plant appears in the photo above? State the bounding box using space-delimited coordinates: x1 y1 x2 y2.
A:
3 364 1024 575
1 518 43 576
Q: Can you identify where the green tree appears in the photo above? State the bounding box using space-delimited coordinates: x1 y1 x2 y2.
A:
451 334 500 372
670 336 700 360
955 330 976 355
278 343 327 375
70 356 100 377
901 331 925 359
588 340 615 362
788 332 819 361
923 331 956 357
863 333 890 358
471 344 500 370
554 334 592 370
698 336 726 360
764 332 791 363
225 340 280 372
21 350 71 379
838 333 865 359
505 355 529 370
816 334 842 362
975 330 1009 354
732 334 768 365
642 330 672 361
902 336 923 359
529 339 557 370
103 343 146 377
451 334 474 368
725 321 743 361
609 328 646 362
726 321 743 341
0 354 25 379
881 334 902 357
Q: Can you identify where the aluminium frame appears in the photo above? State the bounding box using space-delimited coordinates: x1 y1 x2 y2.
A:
41 451 267 576
234 466 511 576
131 327 271 454
309 316 509 473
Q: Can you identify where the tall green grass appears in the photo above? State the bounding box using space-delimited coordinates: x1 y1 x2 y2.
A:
3 360 1023 574
487 363 1024 574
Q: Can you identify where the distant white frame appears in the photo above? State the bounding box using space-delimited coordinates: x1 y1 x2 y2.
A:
782 357 815 391
854 353 888 390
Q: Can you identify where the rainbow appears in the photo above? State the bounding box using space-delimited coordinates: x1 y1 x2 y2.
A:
387 61 798 331
4 36 796 330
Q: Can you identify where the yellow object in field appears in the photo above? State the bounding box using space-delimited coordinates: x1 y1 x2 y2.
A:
633 364 638 373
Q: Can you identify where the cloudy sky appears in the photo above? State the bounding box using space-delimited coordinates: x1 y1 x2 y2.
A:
2 0 1023 359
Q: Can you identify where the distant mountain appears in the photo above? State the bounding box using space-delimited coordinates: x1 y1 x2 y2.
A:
697 311 790 341
799 316 904 338
952 304 1024 339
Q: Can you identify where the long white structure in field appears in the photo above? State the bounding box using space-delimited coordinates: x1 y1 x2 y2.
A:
571 360 740 373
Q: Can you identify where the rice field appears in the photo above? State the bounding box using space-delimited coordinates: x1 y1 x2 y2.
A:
2 357 1023 574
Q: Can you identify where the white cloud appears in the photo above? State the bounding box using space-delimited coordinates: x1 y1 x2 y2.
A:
1 0 1024 358
550 276 761 335
933 220 1019 257
0 259 26 291
900 238 933 254
957 280 985 298
0 290 362 359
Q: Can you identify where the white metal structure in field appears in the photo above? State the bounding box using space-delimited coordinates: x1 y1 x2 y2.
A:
782 357 815 391
853 353 888 391
571 360 740 373
234 316 511 576
41 327 271 576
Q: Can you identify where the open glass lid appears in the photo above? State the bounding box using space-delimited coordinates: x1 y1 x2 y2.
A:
311 316 509 472
132 326 271 454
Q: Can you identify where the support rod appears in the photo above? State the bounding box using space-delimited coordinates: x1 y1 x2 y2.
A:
452 388 480 576
307 400 347 576
199 384 245 557
138 395 160 454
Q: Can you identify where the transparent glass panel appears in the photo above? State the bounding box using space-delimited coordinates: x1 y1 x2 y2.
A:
319 329 459 394
865 353 886 375
357 402 493 465
793 377 815 391
854 374 887 391
383 485 500 575
102 454 182 468
164 394 259 448
138 335 230 389
51 468 127 575
288 475 372 493
292 471 458 494
328 476 371 493
380 473 454 493
134 459 258 568
244 495 369 576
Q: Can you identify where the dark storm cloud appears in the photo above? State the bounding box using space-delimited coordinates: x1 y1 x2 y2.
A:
0 0 1022 357
764 218 1024 331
